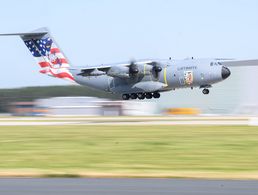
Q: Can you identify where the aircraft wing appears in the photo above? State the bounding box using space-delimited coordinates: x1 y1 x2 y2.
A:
71 65 111 76
71 60 157 77
219 59 258 67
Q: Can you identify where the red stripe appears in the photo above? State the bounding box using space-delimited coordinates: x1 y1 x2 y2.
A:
39 62 50 68
49 69 74 81
51 58 68 65
50 48 60 53
39 69 48 74
39 59 68 66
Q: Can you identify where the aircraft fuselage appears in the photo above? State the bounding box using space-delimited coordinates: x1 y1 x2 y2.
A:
71 58 230 98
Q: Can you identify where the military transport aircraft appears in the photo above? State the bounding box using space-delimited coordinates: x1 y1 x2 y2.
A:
1 28 258 100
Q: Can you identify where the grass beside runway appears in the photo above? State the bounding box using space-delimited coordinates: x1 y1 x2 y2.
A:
0 125 258 179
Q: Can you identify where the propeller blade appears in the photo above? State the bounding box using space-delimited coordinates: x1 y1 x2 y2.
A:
129 61 139 76
151 62 162 78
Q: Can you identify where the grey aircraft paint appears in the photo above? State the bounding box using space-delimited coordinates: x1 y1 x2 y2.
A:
0 28 257 100
70 58 229 96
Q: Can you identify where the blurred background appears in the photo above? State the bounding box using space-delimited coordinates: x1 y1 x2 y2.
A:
0 0 258 116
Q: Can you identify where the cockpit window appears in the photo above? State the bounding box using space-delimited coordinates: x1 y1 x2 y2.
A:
218 62 222 65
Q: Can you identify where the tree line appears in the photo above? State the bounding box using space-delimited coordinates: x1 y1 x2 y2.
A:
0 85 118 113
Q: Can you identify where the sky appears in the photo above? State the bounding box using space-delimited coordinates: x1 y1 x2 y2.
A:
0 0 257 88
0 0 258 112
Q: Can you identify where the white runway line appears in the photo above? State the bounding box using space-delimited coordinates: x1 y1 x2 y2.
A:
0 120 249 126
0 122 79 126
0 116 252 126
0 116 250 121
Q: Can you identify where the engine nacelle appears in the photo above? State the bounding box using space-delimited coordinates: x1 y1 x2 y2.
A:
107 64 157 78
107 66 130 78
137 64 153 76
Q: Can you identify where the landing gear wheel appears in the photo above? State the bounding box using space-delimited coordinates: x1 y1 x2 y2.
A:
130 93 137 99
137 93 145 100
122 94 130 100
153 92 160 99
202 88 209 95
146 93 153 99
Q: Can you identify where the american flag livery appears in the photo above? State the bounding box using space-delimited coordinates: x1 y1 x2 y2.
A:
23 36 74 82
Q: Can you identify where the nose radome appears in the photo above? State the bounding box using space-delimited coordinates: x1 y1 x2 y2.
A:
222 66 231 79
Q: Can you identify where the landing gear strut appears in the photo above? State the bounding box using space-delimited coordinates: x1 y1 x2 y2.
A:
202 88 209 95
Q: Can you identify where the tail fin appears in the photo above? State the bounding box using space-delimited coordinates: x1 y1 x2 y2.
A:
1 28 74 82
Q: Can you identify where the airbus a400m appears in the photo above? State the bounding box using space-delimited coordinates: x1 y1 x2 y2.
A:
1 28 257 100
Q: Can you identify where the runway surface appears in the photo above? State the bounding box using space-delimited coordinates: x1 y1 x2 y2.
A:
0 178 257 195
0 116 256 126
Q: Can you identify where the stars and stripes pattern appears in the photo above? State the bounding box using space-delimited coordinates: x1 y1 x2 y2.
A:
23 37 74 82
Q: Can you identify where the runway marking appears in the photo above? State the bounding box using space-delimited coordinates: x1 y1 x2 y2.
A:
0 120 249 126
0 116 253 126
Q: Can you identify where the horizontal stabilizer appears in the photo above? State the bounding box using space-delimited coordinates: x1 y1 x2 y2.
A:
0 32 48 36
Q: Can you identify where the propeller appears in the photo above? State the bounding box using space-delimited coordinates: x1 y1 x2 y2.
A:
129 61 139 77
151 62 162 78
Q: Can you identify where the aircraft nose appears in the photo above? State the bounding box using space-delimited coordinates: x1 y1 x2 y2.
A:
221 66 231 79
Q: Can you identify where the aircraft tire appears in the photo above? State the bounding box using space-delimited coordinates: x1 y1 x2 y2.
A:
137 93 145 100
131 93 137 99
122 94 130 100
202 88 209 95
153 92 160 98
146 93 152 99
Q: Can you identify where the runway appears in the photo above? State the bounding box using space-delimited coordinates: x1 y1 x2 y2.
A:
0 178 257 195
0 116 256 126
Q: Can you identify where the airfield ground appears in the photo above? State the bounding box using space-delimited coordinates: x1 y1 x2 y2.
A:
0 118 257 179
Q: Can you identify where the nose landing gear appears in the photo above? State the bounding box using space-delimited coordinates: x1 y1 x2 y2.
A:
200 85 211 95
202 88 209 95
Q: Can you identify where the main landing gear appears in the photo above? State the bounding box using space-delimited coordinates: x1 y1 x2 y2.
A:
122 92 161 100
